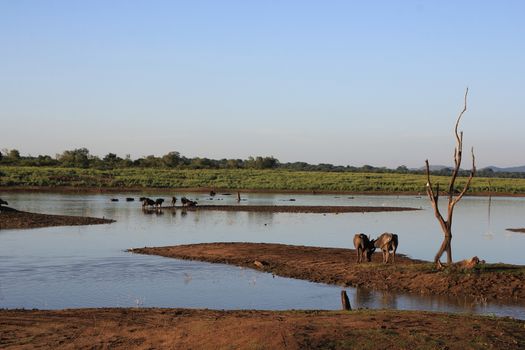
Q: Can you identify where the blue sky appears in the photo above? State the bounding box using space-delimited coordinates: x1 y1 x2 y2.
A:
1 0 524 167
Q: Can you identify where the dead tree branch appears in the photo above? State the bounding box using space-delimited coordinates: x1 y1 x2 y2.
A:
425 88 476 269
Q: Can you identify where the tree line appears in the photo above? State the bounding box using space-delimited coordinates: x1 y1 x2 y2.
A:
0 148 523 178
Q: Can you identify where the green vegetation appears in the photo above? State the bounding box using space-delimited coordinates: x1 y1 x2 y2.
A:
0 148 281 170
2 166 525 194
2 147 525 179
1 147 524 193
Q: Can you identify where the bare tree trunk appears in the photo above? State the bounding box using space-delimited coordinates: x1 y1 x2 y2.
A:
434 233 452 268
425 88 475 269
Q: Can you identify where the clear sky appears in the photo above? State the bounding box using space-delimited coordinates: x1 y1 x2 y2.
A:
1 0 524 168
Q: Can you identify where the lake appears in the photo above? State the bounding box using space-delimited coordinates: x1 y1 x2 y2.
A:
0 192 524 319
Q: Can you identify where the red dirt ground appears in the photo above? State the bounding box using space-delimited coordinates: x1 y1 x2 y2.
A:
1 308 524 349
131 242 525 302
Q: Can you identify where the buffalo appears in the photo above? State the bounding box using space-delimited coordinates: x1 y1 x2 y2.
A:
374 232 398 264
353 233 376 263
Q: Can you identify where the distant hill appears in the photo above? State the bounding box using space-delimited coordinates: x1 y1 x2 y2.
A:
415 165 525 174
483 165 525 173
414 165 453 171
427 165 453 171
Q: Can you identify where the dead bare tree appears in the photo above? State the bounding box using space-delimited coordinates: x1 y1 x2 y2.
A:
425 88 476 269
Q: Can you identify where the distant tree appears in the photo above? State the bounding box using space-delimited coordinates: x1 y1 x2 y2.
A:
34 155 59 166
8 149 20 160
425 88 476 269
290 162 309 170
102 153 123 168
58 148 91 168
246 156 279 169
161 151 181 168
189 157 213 169
121 154 133 168
226 159 242 169
260 156 278 169
103 153 120 162
137 155 163 168
396 165 409 173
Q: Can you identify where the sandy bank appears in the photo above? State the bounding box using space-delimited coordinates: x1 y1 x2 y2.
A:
0 206 115 230
144 204 419 213
130 243 525 302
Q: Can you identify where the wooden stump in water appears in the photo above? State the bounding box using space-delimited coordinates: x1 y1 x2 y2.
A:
341 290 351 311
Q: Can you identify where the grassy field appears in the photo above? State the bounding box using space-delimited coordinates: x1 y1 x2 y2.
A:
1 166 525 194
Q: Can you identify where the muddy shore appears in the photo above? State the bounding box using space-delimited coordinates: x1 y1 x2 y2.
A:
0 207 115 230
1 308 523 349
130 243 525 302
145 204 419 213
508 228 525 233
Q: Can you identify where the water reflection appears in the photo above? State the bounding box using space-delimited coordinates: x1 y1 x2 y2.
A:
350 287 525 319
354 287 374 305
0 192 524 318
247 211 275 226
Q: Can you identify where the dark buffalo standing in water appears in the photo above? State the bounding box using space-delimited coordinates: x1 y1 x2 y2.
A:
141 198 155 208
353 233 376 263
181 197 197 207
374 232 398 264
155 198 164 208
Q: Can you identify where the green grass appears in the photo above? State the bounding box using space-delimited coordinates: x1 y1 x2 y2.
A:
1 166 525 194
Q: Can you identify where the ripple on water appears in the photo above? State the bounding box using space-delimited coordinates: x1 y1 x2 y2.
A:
0 192 524 318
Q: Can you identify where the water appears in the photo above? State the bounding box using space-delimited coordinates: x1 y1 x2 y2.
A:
0 192 524 319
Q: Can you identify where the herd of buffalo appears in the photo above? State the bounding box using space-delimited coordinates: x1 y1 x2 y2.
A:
139 196 197 208
105 194 401 264
3 194 401 264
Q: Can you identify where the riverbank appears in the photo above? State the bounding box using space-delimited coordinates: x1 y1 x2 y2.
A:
508 228 525 233
0 206 115 230
2 185 525 198
130 243 525 302
143 204 419 214
1 308 523 349
2 166 525 195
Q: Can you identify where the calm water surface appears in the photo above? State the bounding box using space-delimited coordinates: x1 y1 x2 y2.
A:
0 192 524 319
